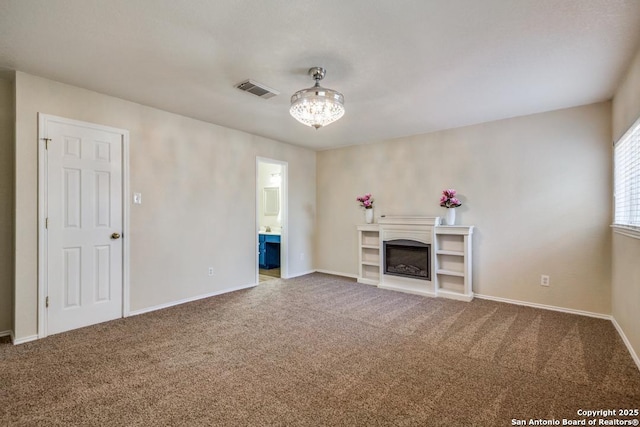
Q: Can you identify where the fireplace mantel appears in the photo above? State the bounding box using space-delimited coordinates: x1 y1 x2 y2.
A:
378 216 440 226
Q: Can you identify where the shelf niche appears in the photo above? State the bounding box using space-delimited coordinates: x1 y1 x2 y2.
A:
357 225 381 286
435 225 474 301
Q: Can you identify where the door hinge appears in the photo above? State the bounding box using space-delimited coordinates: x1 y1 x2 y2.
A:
45 296 49 308
45 218 49 229
41 138 51 149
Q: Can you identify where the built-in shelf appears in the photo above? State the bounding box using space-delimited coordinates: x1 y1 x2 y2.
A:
436 269 465 277
356 221 474 302
436 250 464 256
357 225 380 285
435 226 474 301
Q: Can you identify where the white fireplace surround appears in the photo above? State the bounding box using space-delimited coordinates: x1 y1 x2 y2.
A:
378 216 440 297
356 216 474 301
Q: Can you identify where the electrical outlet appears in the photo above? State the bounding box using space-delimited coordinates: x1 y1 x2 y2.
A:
300 252 305 261
208 267 214 276
540 275 550 287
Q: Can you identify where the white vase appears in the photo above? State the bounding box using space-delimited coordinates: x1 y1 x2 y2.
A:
365 208 374 224
445 208 456 225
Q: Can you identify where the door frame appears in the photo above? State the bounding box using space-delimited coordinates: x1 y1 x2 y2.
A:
256 157 289 282
37 113 131 338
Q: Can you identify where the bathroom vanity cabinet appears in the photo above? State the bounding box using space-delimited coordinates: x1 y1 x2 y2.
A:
259 234 281 269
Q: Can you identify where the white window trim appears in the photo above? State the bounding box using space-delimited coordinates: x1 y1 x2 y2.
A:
610 224 640 240
612 114 640 237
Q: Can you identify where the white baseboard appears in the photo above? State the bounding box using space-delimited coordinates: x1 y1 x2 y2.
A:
437 289 474 302
611 317 640 371
474 293 611 320
13 334 38 345
285 270 317 279
315 269 358 279
128 283 258 317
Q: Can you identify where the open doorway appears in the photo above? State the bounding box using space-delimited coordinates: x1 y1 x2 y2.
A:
256 158 287 283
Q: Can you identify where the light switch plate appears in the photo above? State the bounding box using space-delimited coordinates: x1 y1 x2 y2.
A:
133 193 142 204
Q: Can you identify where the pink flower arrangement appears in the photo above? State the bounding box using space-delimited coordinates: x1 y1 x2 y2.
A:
440 189 462 208
356 193 374 209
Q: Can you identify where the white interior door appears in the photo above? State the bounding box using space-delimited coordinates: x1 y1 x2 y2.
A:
44 117 124 335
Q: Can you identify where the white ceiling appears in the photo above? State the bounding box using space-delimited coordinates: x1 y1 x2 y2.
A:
1 0 639 150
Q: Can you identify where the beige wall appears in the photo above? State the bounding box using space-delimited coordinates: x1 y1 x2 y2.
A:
613 46 640 142
0 73 14 333
14 71 316 340
317 102 612 314
611 45 640 361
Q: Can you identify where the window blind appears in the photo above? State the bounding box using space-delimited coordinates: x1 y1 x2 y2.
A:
614 117 640 229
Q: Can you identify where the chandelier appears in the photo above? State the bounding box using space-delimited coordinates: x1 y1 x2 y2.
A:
290 67 345 129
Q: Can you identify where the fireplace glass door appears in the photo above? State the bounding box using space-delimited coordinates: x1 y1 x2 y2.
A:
384 240 431 281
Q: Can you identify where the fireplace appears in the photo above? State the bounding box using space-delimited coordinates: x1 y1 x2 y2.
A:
384 240 431 281
378 216 438 297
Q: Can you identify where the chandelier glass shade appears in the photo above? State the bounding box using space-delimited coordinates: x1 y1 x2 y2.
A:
290 67 345 129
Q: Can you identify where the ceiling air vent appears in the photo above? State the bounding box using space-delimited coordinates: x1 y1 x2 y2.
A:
235 79 279 99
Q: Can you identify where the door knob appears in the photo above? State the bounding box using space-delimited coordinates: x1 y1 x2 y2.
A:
111 232 121 240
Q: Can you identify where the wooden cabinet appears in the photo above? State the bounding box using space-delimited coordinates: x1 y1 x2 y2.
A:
435 226 474 301
259 234 281 269
357 225 380 285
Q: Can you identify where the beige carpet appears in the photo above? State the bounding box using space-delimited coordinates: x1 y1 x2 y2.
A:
1 273 639 426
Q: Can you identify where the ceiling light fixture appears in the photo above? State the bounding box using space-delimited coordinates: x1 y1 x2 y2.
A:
290 67 345 129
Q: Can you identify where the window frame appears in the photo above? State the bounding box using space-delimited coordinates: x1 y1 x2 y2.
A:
612 115 640 240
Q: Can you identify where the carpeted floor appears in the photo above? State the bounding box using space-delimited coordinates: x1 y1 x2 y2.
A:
1 273 639 426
